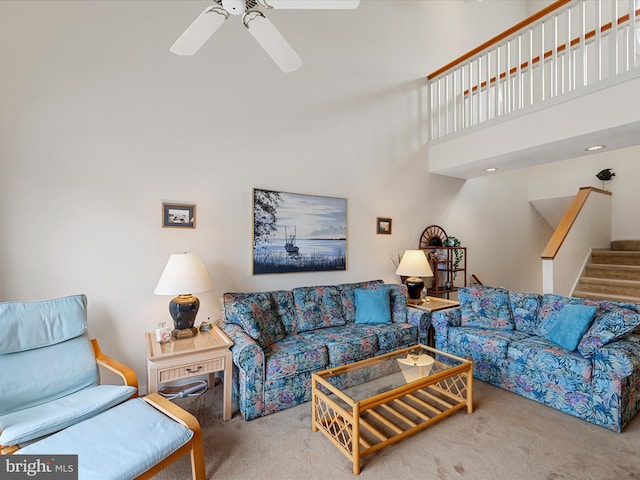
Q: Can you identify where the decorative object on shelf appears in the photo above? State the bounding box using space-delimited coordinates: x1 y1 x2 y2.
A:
444 235 463 278
418 225 467 299
154 252 214 339
162 203 195 228
376 217 392 235
419 224 447 248
199 320 212 332
395 250 433 305
252 188 347 274
155 322 172 344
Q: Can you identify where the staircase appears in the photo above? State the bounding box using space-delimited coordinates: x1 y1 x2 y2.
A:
573 241 640 303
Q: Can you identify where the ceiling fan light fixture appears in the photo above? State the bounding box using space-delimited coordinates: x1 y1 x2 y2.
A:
243 10 303 72
221 0 247 15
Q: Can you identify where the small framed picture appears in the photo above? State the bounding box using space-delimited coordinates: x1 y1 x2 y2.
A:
376 217 392 235
155 326 172 343
162 203 196 228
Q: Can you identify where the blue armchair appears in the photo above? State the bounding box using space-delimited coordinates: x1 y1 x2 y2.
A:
0 294 138 454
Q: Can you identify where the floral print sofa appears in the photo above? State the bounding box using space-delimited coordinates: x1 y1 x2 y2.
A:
432 284 640 432
218 280 428 420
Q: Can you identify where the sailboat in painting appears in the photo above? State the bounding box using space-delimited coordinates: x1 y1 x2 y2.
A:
284 225 299 255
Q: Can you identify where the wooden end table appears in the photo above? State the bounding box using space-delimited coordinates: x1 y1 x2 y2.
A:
146 324 233 421
407 296 459 347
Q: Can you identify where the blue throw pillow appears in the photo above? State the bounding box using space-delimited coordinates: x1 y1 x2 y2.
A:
354 288 391 325
578 307 640 358
546 304 598 351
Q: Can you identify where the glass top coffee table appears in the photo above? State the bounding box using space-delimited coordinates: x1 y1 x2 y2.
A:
311 344 473 475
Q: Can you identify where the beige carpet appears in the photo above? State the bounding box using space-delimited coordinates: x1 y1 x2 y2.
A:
155 380 640 480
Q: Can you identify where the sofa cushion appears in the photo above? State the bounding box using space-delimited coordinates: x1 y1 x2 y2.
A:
336 280 384 324
578 307 640 358
546 304 597 351
354 287 392 325
300 326 378 367
380 283 409 324
459 285 514 330
508 337 592 381
448 327 530 362
509 291 542 335
16 398 194 480
1 335 99 417
265 335 328 381
536 294 591 337
0 294 87 354
292 286 346 332
0 385 136 446
354 323 418 351
224 292 287 349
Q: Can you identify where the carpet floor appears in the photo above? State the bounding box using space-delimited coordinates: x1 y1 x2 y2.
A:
155 380 640 480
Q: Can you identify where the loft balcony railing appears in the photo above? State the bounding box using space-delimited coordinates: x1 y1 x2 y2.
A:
427 0 640 142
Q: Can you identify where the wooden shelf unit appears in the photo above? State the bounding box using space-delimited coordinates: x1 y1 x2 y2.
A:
421 246 467 299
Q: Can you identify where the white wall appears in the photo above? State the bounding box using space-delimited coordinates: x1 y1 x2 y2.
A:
527 144 640 241
0 0 532 385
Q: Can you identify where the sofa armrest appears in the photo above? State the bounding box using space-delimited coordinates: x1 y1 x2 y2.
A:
591 335 640 431
431 307 461 351
406 307 430 343
220 323 265 371
592 335 640 380
219 322 266 420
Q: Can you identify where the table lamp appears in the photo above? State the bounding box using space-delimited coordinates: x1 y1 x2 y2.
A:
395 250 433 305
154 252 214 339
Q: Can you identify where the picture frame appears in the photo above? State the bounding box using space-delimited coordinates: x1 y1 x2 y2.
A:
253 188 347 274
162 203 196 228
376 217 392 235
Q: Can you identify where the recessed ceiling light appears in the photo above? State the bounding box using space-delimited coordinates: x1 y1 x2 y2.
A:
585 145 605 151
485 167 497 172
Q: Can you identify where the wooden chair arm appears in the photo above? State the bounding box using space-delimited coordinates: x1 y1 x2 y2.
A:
141 393 206 480
143 393 201 434
1 444 19 455
91 339 139 392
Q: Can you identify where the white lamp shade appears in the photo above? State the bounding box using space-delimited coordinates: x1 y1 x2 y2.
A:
154 253 214 295
395 250 433 278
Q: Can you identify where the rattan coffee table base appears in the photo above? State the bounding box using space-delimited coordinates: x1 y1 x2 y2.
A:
311 345 473 475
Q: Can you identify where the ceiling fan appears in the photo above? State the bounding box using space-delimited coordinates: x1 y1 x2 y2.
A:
170 0 361 73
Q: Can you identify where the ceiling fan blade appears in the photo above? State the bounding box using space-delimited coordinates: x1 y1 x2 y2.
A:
257 0 360 9
244 12 302 73
170 6 229 56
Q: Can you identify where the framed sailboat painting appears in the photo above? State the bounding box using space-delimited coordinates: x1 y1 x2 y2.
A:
252 188 347 274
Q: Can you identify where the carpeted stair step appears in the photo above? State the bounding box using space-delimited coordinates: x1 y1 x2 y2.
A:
590 251 640 266
611 240 640 251
584 264 640 281
575 277 640 298
572 290 640 303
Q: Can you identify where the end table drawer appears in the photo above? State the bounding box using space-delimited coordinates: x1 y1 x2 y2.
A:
158 358 224 383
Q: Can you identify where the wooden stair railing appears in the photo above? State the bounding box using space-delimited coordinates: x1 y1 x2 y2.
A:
541 187 612 261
